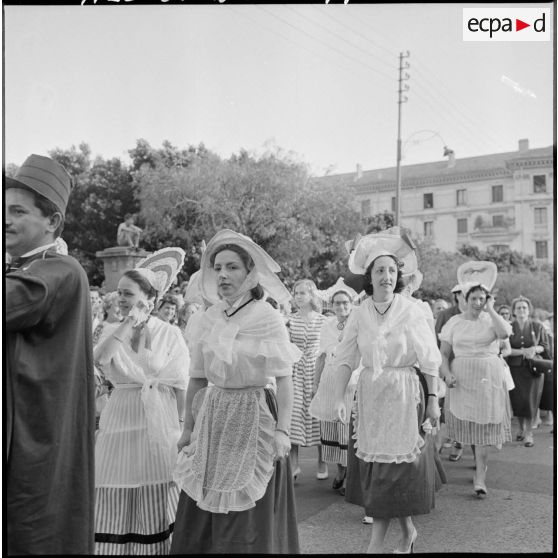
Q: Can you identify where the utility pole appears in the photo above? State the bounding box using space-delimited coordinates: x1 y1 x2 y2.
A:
395 51 410 227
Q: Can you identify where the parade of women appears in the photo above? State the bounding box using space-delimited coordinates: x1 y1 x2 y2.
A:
5 154 555 555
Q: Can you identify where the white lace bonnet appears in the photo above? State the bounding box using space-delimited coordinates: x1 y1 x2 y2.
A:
346 226 418 276
456 260 497 297
135 247 186 297
200 229 291 305
319 277 358 303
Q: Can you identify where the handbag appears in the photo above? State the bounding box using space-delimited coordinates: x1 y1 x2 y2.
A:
527 357 554 376
526 323 554 376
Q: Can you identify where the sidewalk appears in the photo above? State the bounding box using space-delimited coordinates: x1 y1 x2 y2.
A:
296 420 554 553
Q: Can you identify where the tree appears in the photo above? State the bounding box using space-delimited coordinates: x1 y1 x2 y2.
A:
133 143 363 288
47 144 139 285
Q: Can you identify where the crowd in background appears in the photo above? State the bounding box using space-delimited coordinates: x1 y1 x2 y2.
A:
6 153 554 556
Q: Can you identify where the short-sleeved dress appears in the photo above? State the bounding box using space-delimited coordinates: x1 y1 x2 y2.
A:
288 312 327 447
506 319 550 419
440 313 513 447
94 316 190 554
332 294 443 518
171 298 301 554
314 317 350 466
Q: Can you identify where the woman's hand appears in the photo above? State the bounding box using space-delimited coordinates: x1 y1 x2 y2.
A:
334 400 347 423
523 346 537 359
128 299 153 326
274 430 291 459
483 294 495 313
444 373 457 388
426 396 441 422
177 427 193 453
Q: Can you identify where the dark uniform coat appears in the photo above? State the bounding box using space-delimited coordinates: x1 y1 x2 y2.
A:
6 248 96 555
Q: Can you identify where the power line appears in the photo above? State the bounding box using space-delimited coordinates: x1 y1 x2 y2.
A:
227 6 392 88
335 8 516 154
284 5 396 72
256 5 396 84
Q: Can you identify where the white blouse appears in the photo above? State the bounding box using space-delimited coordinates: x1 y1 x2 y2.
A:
188 298 301 388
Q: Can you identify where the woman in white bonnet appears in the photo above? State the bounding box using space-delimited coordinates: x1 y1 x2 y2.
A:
93 250 190 554
171 229 301 554
331 227 442 553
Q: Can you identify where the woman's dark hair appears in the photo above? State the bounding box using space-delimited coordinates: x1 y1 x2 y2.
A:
158 294 180 310
209 243 264 300
497 304 511 315
122 269 158 300
362 255 405 296
464 284 489 301
331 290 353 304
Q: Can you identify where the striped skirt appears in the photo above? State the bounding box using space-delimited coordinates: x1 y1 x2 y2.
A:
95 385 181 554
95 483 179 555
290 360 321 447
446 356 512 447
320 420 348 467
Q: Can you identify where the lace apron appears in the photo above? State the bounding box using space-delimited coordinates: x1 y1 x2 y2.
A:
173 385 276 514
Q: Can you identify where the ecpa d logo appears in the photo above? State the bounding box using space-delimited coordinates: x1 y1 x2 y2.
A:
463 8 550 41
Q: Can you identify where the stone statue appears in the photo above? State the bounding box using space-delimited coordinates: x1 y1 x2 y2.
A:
117 214 142 248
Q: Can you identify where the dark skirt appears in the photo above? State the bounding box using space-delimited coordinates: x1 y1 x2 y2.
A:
539 367 554 411
508 363 544 419
170 389 300 555
345 371 445 519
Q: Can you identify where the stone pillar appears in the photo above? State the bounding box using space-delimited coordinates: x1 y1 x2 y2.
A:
96 247 151 291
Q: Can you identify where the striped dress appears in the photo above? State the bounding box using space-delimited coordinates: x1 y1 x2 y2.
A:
94 318 190 555
288 312 327 446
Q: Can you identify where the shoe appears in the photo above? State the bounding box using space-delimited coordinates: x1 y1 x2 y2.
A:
362 515 374 524
449 448 463 461
532 416 542 429
473 473 487 497
332 476 345 490
516 432 525 442
292 467 301 482
316 465 329 480
524 434 534 448
393 527 417 554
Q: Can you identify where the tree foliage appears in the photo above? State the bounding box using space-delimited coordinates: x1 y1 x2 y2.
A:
8 141 552 307
48 143 140 285
133 144 362 288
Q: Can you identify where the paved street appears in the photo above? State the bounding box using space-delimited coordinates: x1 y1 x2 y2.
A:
294 418 554 554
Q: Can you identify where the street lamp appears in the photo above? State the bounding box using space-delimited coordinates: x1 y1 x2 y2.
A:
395 130 453 225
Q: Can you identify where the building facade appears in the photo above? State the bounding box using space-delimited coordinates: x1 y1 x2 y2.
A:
318 139 554 263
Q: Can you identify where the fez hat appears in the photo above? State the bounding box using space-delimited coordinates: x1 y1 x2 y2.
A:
6 154 73 215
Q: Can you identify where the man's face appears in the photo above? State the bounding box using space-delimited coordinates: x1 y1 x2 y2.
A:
5 188 53 258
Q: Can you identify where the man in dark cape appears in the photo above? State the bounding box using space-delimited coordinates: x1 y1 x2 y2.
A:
5 154 95 554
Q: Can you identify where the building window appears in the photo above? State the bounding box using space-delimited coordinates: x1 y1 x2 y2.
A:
361 199 371 217
457 218 468 234
391 196 396 213
492 215 504 227
535 240 548 260
423 193 433 209
492 185 503 203
533 175 547 193
534 207 548 226
424 221 433 238
456 189 466 206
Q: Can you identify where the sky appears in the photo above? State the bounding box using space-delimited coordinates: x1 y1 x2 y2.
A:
3 2 555 177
